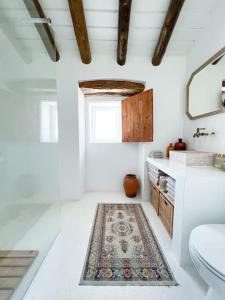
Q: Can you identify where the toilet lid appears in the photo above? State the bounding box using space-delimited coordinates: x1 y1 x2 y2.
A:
190 224 225 278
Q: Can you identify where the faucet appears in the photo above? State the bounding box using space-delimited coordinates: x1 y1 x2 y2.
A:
193 128 215 138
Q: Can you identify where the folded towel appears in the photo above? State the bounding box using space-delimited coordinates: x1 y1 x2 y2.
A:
149 177 157 185
167 192 175 199
147 163 158 171
167 178 175 184
149 169 159 175
167 188 175 194
148 167 159 174
167 180 175 186
149 175 158 182
159 182 167 192
148 173 158 180
167 191 175 198
167 187 175 194
166 182 175 193
167 182 175 188
149 151 163 158
167 184 175 192
167 193 175 200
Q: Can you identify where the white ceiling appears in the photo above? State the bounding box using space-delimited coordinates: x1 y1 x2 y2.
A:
0 0 217 60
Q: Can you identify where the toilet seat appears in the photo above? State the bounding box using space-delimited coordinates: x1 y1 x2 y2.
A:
190 224 225 280
190 242 225 281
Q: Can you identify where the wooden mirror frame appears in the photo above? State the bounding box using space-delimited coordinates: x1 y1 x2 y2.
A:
186 46 225 120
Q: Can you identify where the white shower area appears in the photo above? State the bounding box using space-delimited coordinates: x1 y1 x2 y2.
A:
0 1 60 299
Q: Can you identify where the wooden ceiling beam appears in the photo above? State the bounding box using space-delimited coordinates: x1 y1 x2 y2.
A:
79 80 145 97
23 0 60 62
152 0 185 66
117 0 132 66
68 0 91 64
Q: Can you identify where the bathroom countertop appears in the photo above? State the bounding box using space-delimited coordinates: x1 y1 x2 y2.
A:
146 157 225 180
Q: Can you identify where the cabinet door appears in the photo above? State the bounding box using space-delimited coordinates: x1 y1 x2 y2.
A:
122 89 153 142
159 194 174 237
151 184 160 215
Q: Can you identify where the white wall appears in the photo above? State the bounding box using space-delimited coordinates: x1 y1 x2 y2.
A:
78 88 86 195
85 95 138 192
56 54 186 200
86 143 139 192
183 0 225 152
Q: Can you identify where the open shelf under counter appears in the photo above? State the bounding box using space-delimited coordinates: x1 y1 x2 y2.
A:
150 181 174 237
146 157 225 266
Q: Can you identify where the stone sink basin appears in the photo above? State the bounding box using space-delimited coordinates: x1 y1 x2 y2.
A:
169 150 216 166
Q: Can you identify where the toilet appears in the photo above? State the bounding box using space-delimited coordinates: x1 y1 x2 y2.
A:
189 224 225 300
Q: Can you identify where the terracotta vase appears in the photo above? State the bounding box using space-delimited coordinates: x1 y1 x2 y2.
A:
174 138 186 151
123 174 139 198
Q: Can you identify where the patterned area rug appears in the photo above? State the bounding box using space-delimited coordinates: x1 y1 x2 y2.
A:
80 203 177 286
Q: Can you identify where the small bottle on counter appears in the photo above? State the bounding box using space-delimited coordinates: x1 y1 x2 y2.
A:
174 138 187 151
166 143 175 158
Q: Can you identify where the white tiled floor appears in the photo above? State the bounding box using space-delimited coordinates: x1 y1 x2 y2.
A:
23 192 208 300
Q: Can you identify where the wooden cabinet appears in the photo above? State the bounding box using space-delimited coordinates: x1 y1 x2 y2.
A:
151 184 160 215
122 89 153 142
159 193 174 237
150 182 174 238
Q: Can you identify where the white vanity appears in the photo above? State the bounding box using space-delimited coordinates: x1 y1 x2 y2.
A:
146 157 225 266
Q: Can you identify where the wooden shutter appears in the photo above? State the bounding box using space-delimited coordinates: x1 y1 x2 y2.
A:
122 89 153 142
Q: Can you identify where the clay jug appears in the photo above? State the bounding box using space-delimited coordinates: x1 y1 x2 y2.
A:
174 138 186 151
123 174 139 198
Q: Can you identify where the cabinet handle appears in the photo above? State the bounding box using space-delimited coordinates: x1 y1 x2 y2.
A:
164 200 168 206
